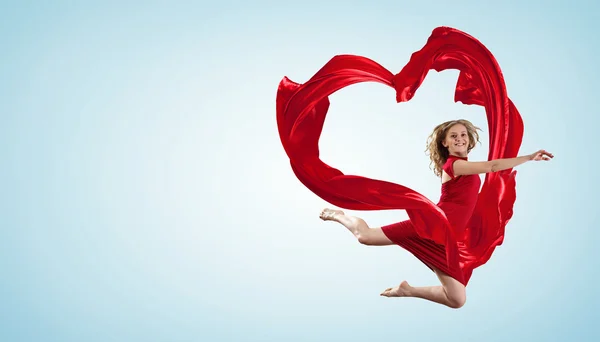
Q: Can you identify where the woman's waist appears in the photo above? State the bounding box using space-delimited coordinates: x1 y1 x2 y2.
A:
437 201 476 221
437 199 476 208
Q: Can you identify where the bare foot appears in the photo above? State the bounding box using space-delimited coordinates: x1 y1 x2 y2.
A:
319 208 344 221
380 281 411 297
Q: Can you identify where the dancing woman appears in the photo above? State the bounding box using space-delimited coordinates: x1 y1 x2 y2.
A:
319 119 553 309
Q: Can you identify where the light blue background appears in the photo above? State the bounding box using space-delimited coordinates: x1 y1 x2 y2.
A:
1 1 598 341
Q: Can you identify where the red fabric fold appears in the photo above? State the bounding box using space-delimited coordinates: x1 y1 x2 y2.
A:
276 26 523 285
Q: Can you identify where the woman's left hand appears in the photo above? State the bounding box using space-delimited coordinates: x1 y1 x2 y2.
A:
529 149 554 161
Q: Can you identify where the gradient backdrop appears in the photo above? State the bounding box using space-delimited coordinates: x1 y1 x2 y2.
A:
1 1 598 341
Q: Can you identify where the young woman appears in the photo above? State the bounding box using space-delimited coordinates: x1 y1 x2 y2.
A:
319 119 553 309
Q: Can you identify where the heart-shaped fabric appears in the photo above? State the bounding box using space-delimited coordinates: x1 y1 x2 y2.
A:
276 26 523 285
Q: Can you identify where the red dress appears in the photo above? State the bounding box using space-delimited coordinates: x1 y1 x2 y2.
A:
381 155 481 281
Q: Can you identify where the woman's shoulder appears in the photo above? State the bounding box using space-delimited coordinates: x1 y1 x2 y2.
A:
442 155 467 179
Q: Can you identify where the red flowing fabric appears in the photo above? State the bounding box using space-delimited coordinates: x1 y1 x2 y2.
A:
276 26 524 285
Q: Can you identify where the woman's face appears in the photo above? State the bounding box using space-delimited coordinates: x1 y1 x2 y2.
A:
442 123 469 156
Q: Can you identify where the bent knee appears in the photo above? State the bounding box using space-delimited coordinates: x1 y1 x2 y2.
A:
357 233 374 245
357 231 383 246
447 290 467 309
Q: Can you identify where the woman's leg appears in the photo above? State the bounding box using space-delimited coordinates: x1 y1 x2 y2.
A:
321 207 466 308
319 208 394 246
380 267 467 309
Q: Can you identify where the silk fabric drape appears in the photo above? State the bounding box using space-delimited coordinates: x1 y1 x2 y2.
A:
276 26 523 285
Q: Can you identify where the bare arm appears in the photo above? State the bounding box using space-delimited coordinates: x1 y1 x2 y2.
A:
453 150 553 176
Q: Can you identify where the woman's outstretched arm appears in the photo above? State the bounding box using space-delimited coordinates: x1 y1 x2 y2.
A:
453 150 553 176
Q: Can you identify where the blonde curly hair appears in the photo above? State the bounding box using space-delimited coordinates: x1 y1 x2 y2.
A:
425 119 482 177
